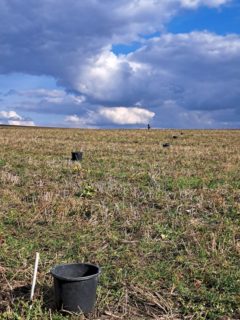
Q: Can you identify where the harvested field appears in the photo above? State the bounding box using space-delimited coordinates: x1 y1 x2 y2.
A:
0 127 239 319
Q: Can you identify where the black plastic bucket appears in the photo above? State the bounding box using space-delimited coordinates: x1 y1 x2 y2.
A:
50 263 101 314
162 143 170 147
71 152 83 161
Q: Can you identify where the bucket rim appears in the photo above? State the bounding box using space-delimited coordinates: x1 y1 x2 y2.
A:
50 263 101 282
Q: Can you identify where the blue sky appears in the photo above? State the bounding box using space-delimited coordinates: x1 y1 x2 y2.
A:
0 0 240 128
168 2 240 35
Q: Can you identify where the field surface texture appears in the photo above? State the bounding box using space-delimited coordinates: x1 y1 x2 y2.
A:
0 128 239 320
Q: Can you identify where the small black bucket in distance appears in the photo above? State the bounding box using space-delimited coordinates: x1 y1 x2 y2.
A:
71 152 83 161
162 143 170 148
50 263 101 314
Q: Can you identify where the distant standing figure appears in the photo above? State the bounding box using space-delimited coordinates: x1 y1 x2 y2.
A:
147 124 151 130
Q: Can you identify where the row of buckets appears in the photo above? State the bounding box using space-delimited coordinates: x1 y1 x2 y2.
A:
55 154 96 313
51 142 179 313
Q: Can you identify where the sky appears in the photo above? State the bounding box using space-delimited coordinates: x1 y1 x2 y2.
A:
0 0 240 129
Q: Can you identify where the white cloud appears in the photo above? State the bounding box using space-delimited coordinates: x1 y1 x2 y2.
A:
64 112 98 128
64 114 92 126
0 110 35 126
99 107 155 125
65 107 155 127
65 115 83 124
180 0 230 8
8 120 35 126
0 110 22 120
74 51 145 103
12 88 86 105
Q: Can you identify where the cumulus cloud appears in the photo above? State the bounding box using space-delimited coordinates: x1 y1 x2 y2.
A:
65 115 84 124
65 107 155 127
64 114 91 127
0 110 22 120
0 110 35 126
0 0 229 80
0 0 175 80
2 30 240 128
128 32 240 111
70 31 240 126
99 107 155 124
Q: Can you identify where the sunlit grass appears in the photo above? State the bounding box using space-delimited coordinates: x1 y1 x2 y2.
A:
0 127 239 319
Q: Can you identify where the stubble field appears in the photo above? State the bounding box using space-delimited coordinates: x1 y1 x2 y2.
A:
0 127 239 320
